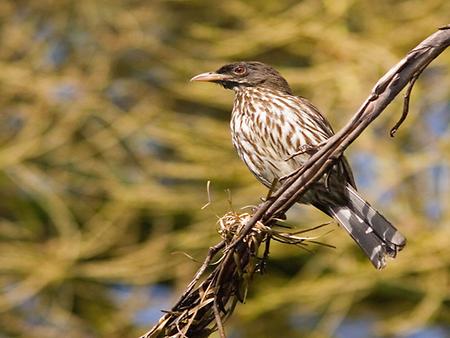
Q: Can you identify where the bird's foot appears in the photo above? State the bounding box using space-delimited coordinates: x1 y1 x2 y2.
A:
263 178 279 200
279 169 299 182
284 141 325 162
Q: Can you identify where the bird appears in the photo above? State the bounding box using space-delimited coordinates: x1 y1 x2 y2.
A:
190 61 406 269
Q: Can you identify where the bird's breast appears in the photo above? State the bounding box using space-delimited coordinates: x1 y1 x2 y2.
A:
230 92 312 185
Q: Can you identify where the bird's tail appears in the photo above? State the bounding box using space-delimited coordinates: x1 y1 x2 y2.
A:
327 185 406 269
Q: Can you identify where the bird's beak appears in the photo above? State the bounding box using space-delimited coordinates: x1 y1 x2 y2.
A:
190 72 232 83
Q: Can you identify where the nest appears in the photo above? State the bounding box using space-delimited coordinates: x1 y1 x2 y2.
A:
141 211 330 338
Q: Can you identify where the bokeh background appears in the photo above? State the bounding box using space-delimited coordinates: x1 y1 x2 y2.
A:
0 1 449 337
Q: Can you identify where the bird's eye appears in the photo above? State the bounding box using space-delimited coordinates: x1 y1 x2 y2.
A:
233 65 247 75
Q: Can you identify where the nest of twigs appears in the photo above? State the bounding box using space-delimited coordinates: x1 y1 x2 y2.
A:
141 211 331 338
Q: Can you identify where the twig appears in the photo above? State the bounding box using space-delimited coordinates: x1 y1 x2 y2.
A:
173 240 226 309
390 73 417 137
140 27 450 338
201 180 213 210
213 299 226 338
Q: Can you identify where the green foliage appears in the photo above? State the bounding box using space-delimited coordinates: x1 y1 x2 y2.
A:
0 1 449 337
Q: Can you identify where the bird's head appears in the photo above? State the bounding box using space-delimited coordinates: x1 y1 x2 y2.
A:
190 61 292 94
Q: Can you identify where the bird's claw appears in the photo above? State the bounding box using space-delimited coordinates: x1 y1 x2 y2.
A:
279 169 299 182
284 142 325 162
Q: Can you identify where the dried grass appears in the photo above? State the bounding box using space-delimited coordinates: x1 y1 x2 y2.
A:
142 211 332 338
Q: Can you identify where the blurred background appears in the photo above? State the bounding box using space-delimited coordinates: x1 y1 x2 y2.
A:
0 1 449 337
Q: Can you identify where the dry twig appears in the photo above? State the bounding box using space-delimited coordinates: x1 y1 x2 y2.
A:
140 26 450 338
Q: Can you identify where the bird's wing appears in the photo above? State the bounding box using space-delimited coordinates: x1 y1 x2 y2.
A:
341 156 357 189
296 97 335 138
295 96 357 189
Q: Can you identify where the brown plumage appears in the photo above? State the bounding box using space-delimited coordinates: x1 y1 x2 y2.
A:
191 61 406 269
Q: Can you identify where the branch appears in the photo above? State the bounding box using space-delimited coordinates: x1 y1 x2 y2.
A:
140 26 450 338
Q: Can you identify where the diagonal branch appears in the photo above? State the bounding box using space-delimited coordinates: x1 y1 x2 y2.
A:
140 26 450 338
